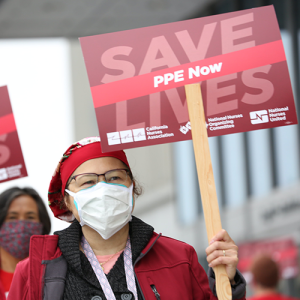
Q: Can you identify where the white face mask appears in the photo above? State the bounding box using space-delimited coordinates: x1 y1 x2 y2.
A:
65 182 133 240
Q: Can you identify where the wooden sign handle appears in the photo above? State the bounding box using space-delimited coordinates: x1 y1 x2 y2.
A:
185 83 232 300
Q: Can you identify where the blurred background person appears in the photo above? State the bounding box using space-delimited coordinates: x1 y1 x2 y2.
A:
248 254 300 300
0 187 51 299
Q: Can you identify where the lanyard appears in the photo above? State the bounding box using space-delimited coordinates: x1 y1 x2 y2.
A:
81 235 138 300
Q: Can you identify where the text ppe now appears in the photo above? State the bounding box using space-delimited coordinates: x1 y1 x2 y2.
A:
154 63 223 88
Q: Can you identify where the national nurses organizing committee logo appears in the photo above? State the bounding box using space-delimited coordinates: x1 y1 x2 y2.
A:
107 128 146 145
249 110 269 124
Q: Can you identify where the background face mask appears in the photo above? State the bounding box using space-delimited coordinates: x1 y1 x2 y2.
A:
0 220 43 259
66 182 133 240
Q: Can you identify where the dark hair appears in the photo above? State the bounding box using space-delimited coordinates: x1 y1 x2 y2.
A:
0 187 51 235
250 254 280 288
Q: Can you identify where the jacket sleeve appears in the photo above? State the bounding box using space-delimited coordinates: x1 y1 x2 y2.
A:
7 260 29 300
189 246 218 299
190 247 246 300
208 267 246 300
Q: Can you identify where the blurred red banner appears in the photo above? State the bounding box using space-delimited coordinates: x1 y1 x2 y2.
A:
238 238 299 280
0 86 27 183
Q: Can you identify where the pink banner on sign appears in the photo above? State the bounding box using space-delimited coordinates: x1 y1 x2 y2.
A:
0 114 17 136
80 5 298 152
0 86 28 183
91 40 286 108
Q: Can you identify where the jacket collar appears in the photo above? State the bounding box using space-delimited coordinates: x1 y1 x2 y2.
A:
54 216 155 287
129 216 155 263
106 216 155 283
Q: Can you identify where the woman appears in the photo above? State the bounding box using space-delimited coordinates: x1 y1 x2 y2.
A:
0 187 51 299
9 137 246 299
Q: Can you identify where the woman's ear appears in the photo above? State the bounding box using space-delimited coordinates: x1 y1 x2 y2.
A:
63 194 80 222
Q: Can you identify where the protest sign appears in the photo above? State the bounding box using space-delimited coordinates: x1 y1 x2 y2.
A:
0 86 27 183
80 5 297 153
80 5 298 300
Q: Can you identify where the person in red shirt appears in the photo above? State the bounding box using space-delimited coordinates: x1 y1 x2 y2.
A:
248 254 300 300
0 187 51 299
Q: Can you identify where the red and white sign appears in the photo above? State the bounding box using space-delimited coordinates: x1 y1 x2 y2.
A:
238 238 299 280
80 5 298 152
0 86 27 183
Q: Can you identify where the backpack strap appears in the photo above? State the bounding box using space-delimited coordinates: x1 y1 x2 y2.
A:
42 256 67 300
28 235 64 299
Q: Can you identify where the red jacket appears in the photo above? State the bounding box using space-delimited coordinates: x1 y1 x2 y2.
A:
8 232 246 300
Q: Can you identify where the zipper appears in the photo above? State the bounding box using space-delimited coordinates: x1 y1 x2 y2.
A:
150 285 161 300
133 233 162 300
40 263 46 300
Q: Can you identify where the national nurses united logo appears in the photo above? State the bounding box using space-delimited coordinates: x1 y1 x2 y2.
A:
249 110 269 124
249 108 290 125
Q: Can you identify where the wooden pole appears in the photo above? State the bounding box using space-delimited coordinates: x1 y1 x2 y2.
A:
185 83 232 300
